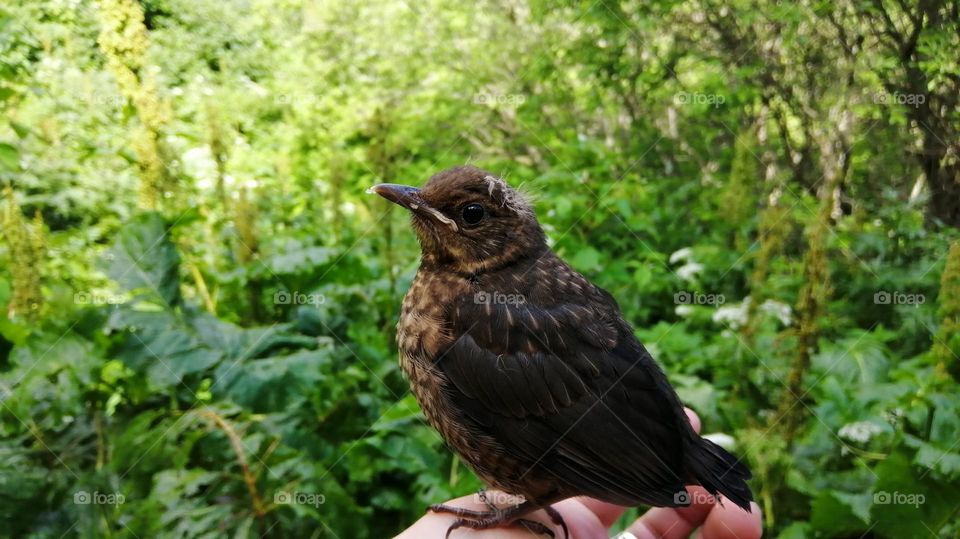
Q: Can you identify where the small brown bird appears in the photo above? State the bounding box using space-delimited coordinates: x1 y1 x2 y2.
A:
371 166 752 537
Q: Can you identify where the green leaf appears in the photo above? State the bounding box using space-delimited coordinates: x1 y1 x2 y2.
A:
569 246 602 272
811 330 890 386
914 441 960 481
777 522 814 539
265 243 336 274
0 318 29 346
370 394 423 431
214 348 336 412
111 310 222 389
106 212 181 307
190 313 313 360
809 490 870 536
0 279 27 344
0 142 17 171
9 121 30 139
871 451 960 539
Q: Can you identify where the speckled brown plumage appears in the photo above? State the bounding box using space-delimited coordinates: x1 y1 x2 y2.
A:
372 166 753 536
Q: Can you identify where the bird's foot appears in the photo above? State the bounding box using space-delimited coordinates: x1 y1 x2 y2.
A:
445 516 555 538
428 500 567 538
428 503 494 520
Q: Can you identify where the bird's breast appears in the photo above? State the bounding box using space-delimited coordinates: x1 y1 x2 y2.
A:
395 269 526 490
397 269 466 360
395 269 466 432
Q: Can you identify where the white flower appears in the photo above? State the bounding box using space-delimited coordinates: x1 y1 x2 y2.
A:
669 247 694 264
182 147 218 189
711 296 792 329
713 299 749 328
838 421 883 444
676 261 704 281
760 300 793 326
675 305 694 317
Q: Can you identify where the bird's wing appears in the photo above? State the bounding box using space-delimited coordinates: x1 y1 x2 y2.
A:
437 275 692 506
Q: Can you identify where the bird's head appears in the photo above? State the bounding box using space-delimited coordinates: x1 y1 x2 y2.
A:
369 166 545 274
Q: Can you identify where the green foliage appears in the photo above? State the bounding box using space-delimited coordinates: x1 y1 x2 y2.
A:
1 0 959 537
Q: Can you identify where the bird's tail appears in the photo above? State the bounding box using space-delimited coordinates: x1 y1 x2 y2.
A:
686 437 754 511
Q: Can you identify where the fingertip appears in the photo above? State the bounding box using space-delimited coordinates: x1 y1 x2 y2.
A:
684 407 701 434
701 499 762 539
672 486 716 523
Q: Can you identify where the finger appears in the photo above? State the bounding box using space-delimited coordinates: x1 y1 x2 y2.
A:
700 500 762 539
576 497 626 528
621 486 716 539
551 497 613 539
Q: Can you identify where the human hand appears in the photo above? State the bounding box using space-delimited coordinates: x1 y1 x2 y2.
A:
397 409 761 539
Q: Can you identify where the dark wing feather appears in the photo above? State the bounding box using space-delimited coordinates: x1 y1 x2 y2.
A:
436 278 693 506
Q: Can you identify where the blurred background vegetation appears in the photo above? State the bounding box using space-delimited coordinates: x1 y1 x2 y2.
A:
1 0 959 537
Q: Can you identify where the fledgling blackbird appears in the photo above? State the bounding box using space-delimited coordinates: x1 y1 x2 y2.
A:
371 166 752 537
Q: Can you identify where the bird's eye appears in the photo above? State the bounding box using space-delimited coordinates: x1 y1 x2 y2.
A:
461 203 485 225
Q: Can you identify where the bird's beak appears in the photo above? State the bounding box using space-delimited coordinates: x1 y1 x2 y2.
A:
367 183 459 231
367 183 422 209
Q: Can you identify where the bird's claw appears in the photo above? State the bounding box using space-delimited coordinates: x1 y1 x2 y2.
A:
427 501 567 538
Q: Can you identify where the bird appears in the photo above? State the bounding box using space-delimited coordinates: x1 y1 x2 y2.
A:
370 166 752 538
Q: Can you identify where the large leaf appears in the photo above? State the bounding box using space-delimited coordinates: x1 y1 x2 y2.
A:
811 330 890 386
264 241 337 274
913 440 960 481
110 310 222 390
190 312 316 360
809 490 871 537
213 347 338 412
870 451 960 538
106 213 181 307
